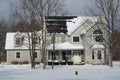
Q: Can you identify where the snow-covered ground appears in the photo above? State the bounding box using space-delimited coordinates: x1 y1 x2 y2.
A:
0 62 120 80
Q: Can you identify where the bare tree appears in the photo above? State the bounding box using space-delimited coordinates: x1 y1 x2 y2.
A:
87 0 120 67
9 0 66 69
0 19 9 62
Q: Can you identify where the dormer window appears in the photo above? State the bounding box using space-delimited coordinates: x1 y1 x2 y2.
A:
14 32 24 46
93 29 103 43
33 34 40 45
16 38 21 45
15 37 24 46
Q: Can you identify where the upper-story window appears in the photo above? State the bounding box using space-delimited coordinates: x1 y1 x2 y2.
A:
51 36 54 44
14 32 24 46
61 35 66 43
33 34 40 45
16 38 21 45
73 36 79 42
93 29 103 43
15 37 24 46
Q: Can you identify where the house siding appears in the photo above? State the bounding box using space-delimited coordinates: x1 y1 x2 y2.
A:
84 23 109 64
7 50 41 64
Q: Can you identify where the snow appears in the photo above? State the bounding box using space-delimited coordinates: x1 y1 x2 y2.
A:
5 32 41 50
67 17 86 35
5 32 29 50
0 62 120 80
67 16 98 35
91 44 105 49
47 42 84 50
5 32 15 50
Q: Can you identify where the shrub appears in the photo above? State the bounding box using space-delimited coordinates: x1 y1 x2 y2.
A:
11 61 19 64
22 61 29 64
68 61 73 65
35 61 40 64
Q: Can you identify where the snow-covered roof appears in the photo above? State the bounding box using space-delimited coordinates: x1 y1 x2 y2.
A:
5 32 41 50
91 44 105 49
5 33 16 50
5 16 99 50
5 33 28 50
80 22 96 35
67 16 98 35
47 42 84 50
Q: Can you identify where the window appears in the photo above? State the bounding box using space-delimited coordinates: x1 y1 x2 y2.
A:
34 52 37 58
104 50 106 59
98 50 101 59
51 36 54 44
92 51 94 59
73 36 79 42
16 38 21 45
33 34 39 45
61 36 66 43
48 52 52 60
16 52 20 58
93 29 103 43
34 37 38 45
15 37 24 46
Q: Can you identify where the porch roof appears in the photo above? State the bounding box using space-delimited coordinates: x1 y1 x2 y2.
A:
47 42 84 50
91 44 105 49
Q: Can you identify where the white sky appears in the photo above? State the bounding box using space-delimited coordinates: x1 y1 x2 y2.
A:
0 0 91 19
65 0 91 16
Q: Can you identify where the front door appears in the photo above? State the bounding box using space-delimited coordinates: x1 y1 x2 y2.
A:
73 51 82 64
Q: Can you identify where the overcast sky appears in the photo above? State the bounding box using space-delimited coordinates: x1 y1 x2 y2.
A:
0 0 91 19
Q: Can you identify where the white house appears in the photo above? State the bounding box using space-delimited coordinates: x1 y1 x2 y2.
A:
5 16 109 65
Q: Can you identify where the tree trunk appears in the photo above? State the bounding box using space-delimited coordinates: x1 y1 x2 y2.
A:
52 33 55 69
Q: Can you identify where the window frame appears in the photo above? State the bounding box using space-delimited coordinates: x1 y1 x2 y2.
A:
98 50 102 59
51 36 54 44
34 52 37 58
73 36 80 42
61 35 66 43
15 37 24 46
16 52 20 58
93 29 104 43
16 38 21 46
92 50 95 59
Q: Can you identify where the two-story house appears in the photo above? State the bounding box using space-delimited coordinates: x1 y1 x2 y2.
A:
5 16 109 65
46 16 109 65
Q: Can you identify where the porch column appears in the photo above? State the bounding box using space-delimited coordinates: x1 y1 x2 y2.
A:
46 50 48 65
59 50 62 65
71 50 73 61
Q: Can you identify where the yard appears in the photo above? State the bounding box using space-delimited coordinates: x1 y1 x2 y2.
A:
0 62 120 80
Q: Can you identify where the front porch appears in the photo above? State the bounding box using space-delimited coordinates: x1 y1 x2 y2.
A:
47 50 85 65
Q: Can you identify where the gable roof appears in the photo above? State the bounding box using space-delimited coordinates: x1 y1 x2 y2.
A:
5 33 29 50
5 32 41 50
5 33 15 50
66 16 98 35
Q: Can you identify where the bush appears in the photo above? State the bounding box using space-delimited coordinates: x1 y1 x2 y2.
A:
11 61 19 64
60 62 66 65
48 62 52 65
68 61 73 65
54 62 59 65
22 61 29 64
11 61 29 65
35 61 40 64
